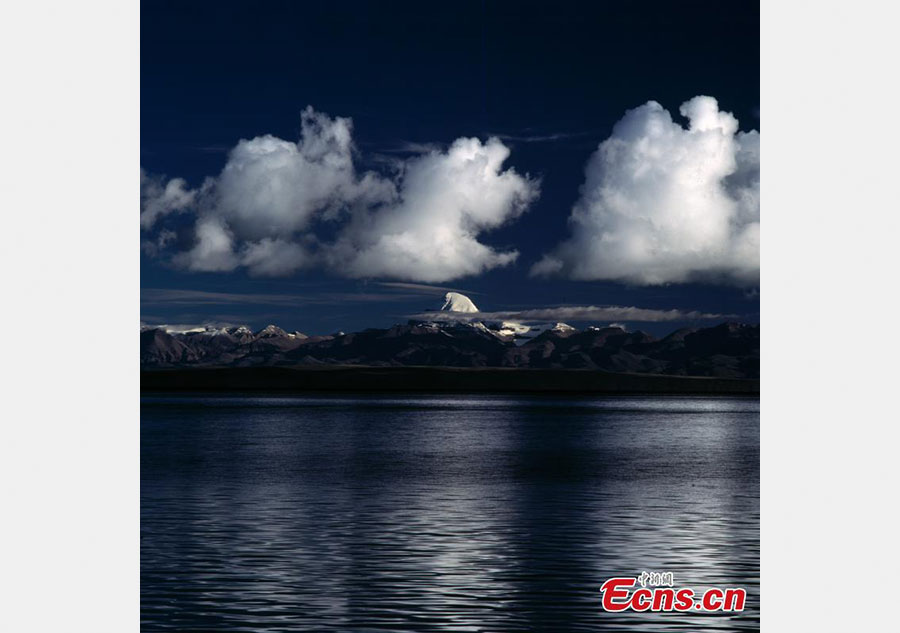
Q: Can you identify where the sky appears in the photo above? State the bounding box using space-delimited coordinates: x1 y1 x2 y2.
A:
141 0 760 337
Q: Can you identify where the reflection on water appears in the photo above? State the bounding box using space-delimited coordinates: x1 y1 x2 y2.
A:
142 394 759 631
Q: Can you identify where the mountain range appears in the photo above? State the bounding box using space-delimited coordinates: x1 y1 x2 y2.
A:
141 293 758 379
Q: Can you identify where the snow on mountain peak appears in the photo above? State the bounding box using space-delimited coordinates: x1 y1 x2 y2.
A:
440 292 479 313
257 324 288 337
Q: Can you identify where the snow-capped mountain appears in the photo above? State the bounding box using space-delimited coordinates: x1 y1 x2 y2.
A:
425 292 579 345
142 293 757 377
141 313 759 379
440 292 479 313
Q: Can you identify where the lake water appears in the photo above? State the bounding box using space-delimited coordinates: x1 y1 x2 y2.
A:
142 394 759 631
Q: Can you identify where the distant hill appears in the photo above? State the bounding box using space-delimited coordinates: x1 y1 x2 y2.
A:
141 320 759 379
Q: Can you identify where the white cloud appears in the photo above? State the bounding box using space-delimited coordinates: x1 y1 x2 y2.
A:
409 304 729 323
212 107 393 241
240 238 312 277
532 96 759 285
140 228 176 257
171 223 314 277
172 215 238 272
141 109 536 281
328 137 538 282
140 168 196 229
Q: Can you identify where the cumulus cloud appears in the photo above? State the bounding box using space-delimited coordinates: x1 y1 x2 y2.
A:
532 96 759 285
328 137 538 282
172 215 239 272
140 168 197 229
409 305 729 323
212 108 394 241
240 238 313 276
141 108 537 281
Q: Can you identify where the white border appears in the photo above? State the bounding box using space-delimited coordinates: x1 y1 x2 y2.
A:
0 1 138 631
763 0 900 630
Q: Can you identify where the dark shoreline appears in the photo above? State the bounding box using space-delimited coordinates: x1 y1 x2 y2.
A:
141 366 759 396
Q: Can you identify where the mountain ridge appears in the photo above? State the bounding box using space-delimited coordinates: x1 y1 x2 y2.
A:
141 319 759 379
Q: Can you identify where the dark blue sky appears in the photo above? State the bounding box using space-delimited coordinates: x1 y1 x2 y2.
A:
141 0 759 336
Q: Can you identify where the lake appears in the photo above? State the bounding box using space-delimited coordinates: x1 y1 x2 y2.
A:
141 394 759 631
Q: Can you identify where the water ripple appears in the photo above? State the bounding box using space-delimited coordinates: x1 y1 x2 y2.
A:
142 394 759 631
